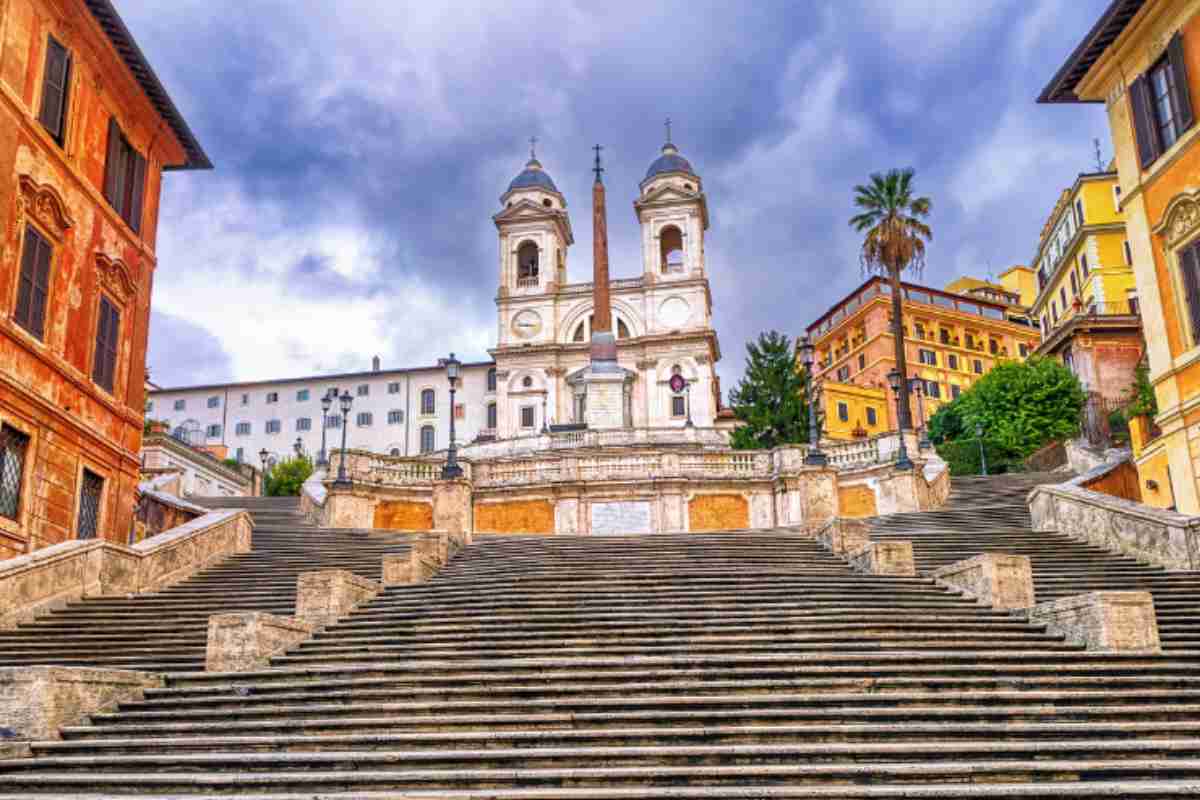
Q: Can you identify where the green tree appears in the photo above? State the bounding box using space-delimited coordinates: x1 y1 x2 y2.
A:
948 357 1086 458
927 397 965 445
849 168 932 432
265 456 313 497
729 331 809 450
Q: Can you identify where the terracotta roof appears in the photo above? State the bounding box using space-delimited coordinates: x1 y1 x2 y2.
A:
84 0 211 170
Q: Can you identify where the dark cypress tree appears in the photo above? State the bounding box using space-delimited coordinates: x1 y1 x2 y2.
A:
729 330 810 450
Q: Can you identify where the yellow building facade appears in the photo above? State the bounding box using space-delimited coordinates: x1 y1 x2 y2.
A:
1028 171 1144 402
1042 0 1200 512
806 276 1042 441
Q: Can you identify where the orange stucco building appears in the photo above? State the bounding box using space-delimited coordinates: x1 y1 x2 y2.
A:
1041 0 1200 512
0 0 209 556
806 276 1041 440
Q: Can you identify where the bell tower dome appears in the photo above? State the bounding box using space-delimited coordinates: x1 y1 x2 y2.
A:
634 122 709 282
493 142 573 296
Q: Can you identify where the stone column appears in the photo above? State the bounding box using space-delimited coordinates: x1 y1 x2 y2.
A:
801 467 838 524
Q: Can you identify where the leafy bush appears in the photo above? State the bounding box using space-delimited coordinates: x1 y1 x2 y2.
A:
265 456 313 497
935 437 1025 476
1127 363 1158 419
927 398 964 445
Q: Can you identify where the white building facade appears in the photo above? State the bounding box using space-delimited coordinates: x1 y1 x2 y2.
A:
146 137 722 461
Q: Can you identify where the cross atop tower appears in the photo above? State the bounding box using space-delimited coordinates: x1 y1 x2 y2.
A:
529 135 538 159
665 117 672 145
592 144 604 183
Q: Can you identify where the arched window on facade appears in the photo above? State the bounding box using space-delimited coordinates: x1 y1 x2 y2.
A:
571 314 631 343
419 425 435 453
486 367 496 392
660 226 684 273
420 389 435 415
517 241 539 287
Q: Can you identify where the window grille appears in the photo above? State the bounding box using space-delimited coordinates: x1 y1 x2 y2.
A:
0 425 30 520
77 469 103 540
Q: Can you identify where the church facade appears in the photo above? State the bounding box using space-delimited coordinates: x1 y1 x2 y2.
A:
146 137 723 461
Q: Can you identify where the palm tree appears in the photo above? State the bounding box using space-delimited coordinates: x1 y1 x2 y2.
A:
849 168 932 432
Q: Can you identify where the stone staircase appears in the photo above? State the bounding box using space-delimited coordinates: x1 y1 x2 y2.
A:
869 471 1200 651
5 525 1200 796
0 496 411 674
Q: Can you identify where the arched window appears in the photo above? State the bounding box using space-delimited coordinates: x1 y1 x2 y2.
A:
419 425 435 453
517 241 539 286
486 402 497 430
486 367 496 392
420 389 435 415
571 313 631 343
660 226 684 272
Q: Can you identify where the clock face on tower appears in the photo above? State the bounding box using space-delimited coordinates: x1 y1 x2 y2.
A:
511 310 543 340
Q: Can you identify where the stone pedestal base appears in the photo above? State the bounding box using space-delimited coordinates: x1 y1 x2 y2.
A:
812 518 871 556
583 370 626 430
801 468 838 525
433 480 473 538
1027 591 1160 652
849 541 915 576
295 569 381 629
206 612 316 672
932 553 1034 610
0 666 161 745
324 488 377 529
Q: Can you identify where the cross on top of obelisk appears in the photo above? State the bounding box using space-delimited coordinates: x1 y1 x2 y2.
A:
592 144 604 182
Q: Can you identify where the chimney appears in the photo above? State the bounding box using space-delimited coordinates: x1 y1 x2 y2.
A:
372 355 381 372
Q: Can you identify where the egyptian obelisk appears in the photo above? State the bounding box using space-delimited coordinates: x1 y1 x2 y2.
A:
583 144 627 428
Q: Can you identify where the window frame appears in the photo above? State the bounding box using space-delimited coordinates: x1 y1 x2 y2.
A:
520 405 536 429
37 35 72 146
74 465 106 541
102 118 147 234
420 389 436 416
419 425 436 454
13 225 53 341
90 293 121 395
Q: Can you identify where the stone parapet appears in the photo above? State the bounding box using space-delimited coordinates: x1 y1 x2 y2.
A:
932 553 1034 610
1026 591 1160 653
848 541 916 577
295 569 382 629
0 509 252 630
806 518 871 556
381 531 464 585
205 612 316 673
1030 479 1200 571
0 666 162 752
432 479 474 537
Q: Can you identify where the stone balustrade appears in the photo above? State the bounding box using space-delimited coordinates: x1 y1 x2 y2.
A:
1030 466 1200 571
0 509 252 630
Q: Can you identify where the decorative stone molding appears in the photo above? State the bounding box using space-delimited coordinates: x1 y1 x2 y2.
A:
848 541 915 577
16 174 74 241
95 253 138 303
1154 188 1200 248
205 612 315 673
294 569 381 629
1026 591 1160 653
0 666 161 754
932 553 1034 611
0 509 252 630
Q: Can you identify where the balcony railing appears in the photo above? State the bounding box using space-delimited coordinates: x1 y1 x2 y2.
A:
516 276 539 289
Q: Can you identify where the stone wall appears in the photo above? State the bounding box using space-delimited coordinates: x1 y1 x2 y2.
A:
837 484 877 518
687 494 749 531
0 509 251 629
1027 591 1160 652
205 612 315 673
1030 469 1200 571
931 553 1034 610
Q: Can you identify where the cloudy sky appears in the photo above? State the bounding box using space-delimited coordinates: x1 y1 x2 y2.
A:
126 0 1111 396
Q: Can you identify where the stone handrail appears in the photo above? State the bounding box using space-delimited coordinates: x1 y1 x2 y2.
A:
0 509 252 630
1030 465 1200 571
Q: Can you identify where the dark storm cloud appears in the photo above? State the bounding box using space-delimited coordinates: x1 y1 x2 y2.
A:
120 0 1111 393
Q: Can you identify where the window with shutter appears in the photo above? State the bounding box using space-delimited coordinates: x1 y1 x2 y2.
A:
92 296 119 393
14 227 52 340
1179 242 1200 344
1130 34 1196 169
102 118 147 232
37 36 71 144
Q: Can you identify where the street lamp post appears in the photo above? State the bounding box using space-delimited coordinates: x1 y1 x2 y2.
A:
441 353 464 480
684 383 694 428
798 335 827 467
317 390 333 467
976 422 988 476
908 378 931 451
332 391 353 488
294 437 304 458
888 369 915 471
258 448 269 497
